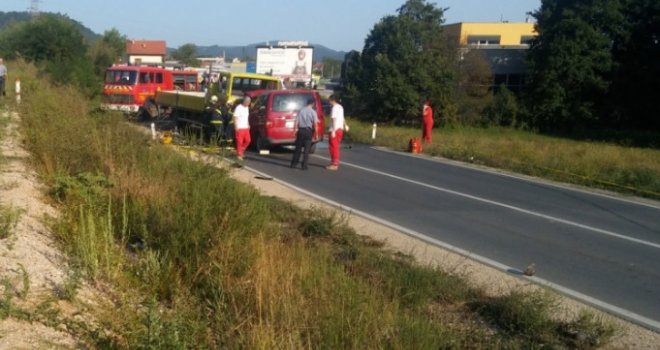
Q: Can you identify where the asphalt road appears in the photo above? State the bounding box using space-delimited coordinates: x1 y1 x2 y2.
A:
241 143 660 331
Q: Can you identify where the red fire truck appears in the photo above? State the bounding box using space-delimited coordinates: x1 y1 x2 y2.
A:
102 65 199 117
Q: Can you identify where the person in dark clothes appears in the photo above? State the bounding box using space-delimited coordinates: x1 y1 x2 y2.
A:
290 98 318 170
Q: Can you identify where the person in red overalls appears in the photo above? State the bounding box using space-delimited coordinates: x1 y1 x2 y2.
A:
232 96 252 161
422 99 433 144
326 94 346 171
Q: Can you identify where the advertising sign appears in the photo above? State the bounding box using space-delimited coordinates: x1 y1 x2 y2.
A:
256 45 314 83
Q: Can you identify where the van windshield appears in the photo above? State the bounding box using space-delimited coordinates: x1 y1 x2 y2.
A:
272 93 313 112
105 70 137 85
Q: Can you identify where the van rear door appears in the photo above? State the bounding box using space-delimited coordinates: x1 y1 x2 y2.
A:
267 92 313 143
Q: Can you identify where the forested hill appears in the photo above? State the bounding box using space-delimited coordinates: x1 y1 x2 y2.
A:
0 11 99 42
0 11 31 27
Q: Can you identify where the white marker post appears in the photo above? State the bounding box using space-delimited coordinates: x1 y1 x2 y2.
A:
372 123 377 140
150 122 156 140
15 78 21 104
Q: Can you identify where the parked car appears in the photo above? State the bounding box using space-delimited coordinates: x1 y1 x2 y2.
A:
249 89 325 153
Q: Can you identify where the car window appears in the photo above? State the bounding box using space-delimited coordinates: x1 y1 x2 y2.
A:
232 77 243 93
106 70 137 84
139 72 151 83
272 93 312 112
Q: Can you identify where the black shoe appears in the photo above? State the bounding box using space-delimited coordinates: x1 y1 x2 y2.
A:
301 166 308 170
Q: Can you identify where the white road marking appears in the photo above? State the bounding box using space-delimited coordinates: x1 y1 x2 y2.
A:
312 155 660 250
373 146 660 211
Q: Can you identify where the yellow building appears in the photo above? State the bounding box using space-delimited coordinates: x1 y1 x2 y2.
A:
443 22 537 47
443 22 537 92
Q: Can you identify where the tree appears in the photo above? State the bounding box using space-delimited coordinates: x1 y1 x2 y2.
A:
524 0 625 132
485 85 519 127
607 0 660 130
0 14 99 96
100 28 127 57
171 43 200 67
454 49 493 125
343 0 454 123
340 51 364 115
88 28 127 75
0 14 87 62
320 57 341 78
88 41 117 76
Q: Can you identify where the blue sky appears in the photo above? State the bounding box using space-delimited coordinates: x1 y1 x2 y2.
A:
3 0 541 51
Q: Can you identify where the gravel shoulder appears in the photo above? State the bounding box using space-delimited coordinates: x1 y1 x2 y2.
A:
0 110 102 349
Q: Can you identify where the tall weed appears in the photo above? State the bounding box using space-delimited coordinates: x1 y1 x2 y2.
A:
471 290 617 348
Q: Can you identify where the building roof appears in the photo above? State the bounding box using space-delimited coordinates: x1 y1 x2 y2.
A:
126 40 167 56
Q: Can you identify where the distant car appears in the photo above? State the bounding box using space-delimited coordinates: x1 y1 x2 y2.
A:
249 89 325 153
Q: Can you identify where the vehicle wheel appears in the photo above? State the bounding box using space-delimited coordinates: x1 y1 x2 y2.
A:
135 107 149 122
309 142 317 154
145 101 160 119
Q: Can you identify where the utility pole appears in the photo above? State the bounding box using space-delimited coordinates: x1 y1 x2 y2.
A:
29 0 41 16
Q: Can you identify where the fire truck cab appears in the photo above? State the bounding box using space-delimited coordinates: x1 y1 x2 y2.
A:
102 66 199 116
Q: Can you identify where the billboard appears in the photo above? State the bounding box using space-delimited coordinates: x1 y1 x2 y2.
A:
256 44 314 83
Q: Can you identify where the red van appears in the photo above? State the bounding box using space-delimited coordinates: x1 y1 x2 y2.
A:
249 89 325 152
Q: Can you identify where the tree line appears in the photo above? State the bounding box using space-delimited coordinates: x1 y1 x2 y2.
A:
0 13 126 98
526 0 659 133
341 0 659 138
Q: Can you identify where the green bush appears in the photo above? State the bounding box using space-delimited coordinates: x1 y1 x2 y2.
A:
51 172 113 203
475 290 559 340
559 311 619 349
485 85 519 127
